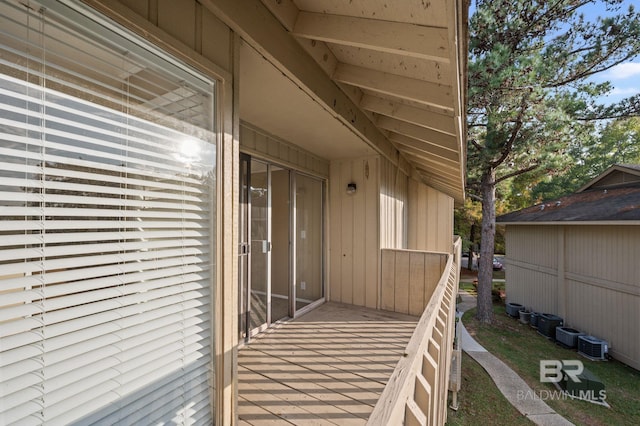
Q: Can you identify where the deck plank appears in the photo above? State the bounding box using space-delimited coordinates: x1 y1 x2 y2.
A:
238 302 418 424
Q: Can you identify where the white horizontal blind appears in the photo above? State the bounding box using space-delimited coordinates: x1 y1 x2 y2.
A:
0 1 216 425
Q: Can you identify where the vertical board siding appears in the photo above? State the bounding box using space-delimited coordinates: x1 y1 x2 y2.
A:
506 267 558 313
340 161 355 305
407 179 454 253
506 225 558 269
240 124 330 178
565 226 638 286
329 157 379 308
564 226 640 370
157 0 197 48
117 0 232 71
505 224 640 370
381 249 447 316
380 157 408 249
394 252 411 314
328 163 342 303
352 160 367 306
408 253 426 316
365 159 380 309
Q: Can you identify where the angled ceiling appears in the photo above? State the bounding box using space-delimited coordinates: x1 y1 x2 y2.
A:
205 0 468 202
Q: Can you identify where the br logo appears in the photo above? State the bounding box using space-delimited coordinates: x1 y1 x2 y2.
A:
539 360 584 383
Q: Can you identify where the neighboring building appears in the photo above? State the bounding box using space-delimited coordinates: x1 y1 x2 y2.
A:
497 164 640 370
0 0 468 424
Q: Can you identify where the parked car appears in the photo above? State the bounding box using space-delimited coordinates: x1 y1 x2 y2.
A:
492 257 503 271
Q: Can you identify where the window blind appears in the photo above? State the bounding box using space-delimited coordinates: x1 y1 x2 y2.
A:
0 1 216 424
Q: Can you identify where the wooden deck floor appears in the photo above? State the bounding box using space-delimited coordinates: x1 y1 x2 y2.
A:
238 302 419 425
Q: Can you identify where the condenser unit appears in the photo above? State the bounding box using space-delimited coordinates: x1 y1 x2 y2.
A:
555 327 585 349
505 302 523 318
537 314 563 340
578 335 609 361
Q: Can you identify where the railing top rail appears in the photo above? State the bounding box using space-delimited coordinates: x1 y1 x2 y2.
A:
367 252 456 425
380 247 450 256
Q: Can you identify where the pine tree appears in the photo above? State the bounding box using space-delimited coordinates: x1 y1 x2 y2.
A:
468 0 640 323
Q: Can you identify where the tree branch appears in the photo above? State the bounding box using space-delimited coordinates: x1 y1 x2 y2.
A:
470 139 484 152
495 163 540 184
490 95 529 168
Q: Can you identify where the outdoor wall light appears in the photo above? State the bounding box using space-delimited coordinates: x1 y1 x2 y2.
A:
346 182 357 194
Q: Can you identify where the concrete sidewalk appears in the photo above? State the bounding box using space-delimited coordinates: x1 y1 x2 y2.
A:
457 291 574 426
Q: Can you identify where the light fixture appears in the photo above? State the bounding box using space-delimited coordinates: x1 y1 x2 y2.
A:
346 182 357 194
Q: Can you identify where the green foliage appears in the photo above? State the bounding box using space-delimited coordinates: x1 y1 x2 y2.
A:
467 0 640 322
454 199 482 252
468 0 640 194
530 117 640 202
454 198 507 254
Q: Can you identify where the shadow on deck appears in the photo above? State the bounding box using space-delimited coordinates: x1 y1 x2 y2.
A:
238 302 419 425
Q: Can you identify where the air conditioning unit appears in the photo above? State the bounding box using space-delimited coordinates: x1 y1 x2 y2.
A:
537 313 563 339
578 335 609 361
555 327 585 349
529 312 540 329
505 302 523 318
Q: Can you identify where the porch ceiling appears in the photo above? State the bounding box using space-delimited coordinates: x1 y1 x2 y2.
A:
206 0 468 202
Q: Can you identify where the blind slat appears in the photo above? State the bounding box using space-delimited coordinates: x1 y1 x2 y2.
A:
0 158 206 195
0 229 208 248
0 0 215 423
0 144 206 187
0 246 209 275
0 237 209 263
1 305 209 367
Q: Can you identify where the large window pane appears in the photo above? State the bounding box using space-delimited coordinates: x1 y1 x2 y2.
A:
0 1 216 424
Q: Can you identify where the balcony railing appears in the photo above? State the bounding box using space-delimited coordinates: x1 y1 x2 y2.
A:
369 238 461 425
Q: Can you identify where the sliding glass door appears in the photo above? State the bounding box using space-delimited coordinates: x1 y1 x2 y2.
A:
238 156 324 341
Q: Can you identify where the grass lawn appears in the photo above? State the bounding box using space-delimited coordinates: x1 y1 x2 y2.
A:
446 352 533 425
462 303 640 426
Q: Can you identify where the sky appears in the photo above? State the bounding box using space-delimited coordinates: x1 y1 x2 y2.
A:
582 0 640 105
468 0 640 106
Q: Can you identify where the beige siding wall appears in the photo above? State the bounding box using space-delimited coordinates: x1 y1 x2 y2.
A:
504 225 559 310
565 226 638 286
407 178 454 252
505 225 558 269
378 155 454 253
564 226 640 370
380 157 408 249
240 123 330 178
110 0 232 72
505 224 640 370
380 250 447 316
329 157 380 309
505 266 559 314
331 155 456 312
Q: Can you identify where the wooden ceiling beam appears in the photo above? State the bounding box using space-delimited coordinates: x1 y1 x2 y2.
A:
361 95 455 135
333 63 454 110
393 144 461 176
292 11 449 63
377 115 458 151
202 0 398 161
389 134 459 164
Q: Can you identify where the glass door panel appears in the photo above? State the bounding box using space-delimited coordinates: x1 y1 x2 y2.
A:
238 156 250 340
270 166 290 322
250 160 269 333
295 174 324 311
